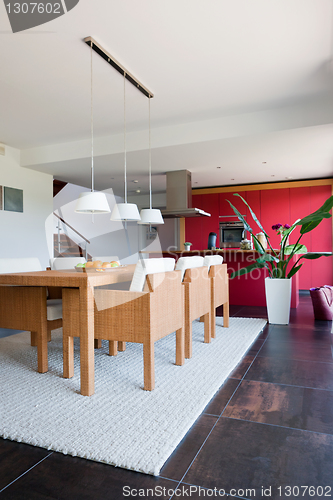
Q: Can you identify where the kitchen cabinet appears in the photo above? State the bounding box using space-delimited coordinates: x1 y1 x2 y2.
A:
187 181 332 290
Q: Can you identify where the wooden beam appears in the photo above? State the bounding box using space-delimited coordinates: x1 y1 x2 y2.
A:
193 178 333 195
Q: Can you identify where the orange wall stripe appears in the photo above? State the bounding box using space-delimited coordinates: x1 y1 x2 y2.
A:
193 178 333 196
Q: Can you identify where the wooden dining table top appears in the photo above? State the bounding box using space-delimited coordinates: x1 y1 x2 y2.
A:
0 265 136 287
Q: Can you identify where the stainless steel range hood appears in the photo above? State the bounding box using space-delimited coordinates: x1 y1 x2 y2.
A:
161 170 211 218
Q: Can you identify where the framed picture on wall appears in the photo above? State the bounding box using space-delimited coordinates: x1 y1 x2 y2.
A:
4 187 23 212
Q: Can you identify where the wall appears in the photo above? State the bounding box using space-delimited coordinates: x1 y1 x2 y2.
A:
0 146 53 269
186 179 333 288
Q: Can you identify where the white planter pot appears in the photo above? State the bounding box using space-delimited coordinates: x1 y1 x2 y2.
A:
184 246 191 251
265 277 292 325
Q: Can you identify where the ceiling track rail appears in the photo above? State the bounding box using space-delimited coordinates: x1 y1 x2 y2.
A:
84 36 154 99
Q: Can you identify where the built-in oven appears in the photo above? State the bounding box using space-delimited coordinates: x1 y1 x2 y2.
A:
219 221 245 248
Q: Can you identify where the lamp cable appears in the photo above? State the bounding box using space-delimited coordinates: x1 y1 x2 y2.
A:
90 40 94 193
148 96 152 210
123 73 127 204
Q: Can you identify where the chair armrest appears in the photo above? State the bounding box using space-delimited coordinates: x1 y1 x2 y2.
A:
94 289 147 311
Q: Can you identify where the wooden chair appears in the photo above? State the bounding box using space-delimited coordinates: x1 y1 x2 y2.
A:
49 257 86 270
62 258 185 391
175 256 211 359
203 256 229 337
48 258 86 319
0 258 62 347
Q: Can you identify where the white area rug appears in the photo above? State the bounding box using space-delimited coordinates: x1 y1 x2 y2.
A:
0 317 266 475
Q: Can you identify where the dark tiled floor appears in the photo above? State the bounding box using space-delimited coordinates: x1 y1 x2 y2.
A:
1 294 333 499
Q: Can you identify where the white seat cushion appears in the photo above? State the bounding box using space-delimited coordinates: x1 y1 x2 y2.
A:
50 257 86 270
175 256 204 281
203 255 223 269
130 258 176 292
0 258 42 274
47 299 63 321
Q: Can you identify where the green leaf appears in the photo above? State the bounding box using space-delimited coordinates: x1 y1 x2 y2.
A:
229 262 265 279
233 194 268 237
252 236 265 254
257 253 279 264
284 244 307 255
297 195 333 227
287 264 303 278
300 220 321 235
226 200 252 233
281 221 299 240
298 252 332 261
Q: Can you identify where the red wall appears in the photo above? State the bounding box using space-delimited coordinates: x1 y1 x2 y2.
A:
185 184 332 289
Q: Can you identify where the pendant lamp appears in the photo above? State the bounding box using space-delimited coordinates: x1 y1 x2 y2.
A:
138 97 164 225
75 41 110 214
110 75 141 222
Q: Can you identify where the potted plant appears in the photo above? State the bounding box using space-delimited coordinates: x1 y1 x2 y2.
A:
184 242 192 251
227 193 333 324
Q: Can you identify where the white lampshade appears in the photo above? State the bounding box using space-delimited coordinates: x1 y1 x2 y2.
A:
110 203 141 221
138 208 164 225
75 192 110 214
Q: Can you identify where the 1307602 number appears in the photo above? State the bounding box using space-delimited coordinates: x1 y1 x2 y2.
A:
277 486 332 497
6 3 61 14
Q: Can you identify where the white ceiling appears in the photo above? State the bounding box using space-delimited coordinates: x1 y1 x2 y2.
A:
0 0 332 197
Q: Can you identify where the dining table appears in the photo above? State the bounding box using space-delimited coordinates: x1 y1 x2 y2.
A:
0 265 135 396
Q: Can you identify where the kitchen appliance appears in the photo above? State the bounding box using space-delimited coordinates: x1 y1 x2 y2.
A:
161 170 211 218
219 221 245 248
208 232 217 249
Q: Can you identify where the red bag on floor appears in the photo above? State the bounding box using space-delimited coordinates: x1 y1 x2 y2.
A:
310 286 333 320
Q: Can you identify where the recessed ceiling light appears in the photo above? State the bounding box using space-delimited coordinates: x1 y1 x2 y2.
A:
135 189 141 193
262 161 267 164
217 167 221 169
231 178 235 181
271 175 275 177
285 176 293 180
133 180 139 183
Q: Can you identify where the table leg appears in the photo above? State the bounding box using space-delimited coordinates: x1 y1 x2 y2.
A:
79 283 95 396
36 287 48 373
143 339 155 391
94 339 102 349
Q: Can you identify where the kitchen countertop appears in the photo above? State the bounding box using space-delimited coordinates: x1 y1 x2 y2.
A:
141 249 272 254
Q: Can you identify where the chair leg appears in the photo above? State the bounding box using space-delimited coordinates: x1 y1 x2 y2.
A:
109 341 118 356
118 341 126 351
176 327 185 366
185 319 192 359
223 301 229 328
94 339 102 349
211 304 216 339
204 312 211 343
143 340 155 391
63 335 74 378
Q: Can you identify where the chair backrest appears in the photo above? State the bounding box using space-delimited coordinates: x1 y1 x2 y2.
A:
0 258 42 274
175 256 204 281
130 258 176 292
203 255 223 270
92 256 119 263
50 257 86 270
